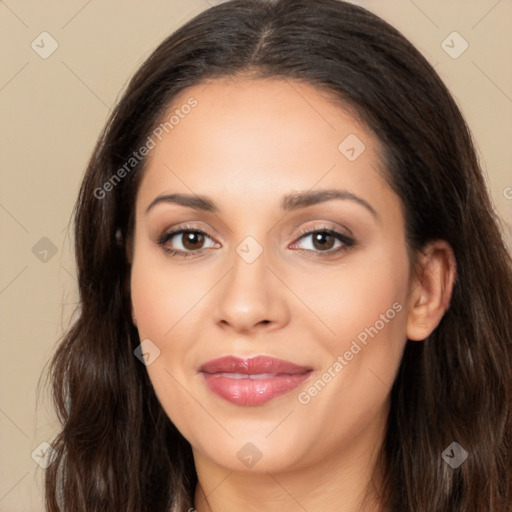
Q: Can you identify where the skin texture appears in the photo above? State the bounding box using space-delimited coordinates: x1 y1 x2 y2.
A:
130 77 455 512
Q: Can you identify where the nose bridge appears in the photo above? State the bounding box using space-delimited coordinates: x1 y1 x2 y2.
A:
228 235 270 308
213 234 288 331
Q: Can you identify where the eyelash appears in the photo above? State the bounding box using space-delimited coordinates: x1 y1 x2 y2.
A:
293 226 355 257
157 224 218 259
157 224 356 259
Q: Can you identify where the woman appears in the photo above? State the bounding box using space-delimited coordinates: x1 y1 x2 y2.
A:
44 0 512 511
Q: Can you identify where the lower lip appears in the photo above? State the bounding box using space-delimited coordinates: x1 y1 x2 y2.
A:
202 372 311 406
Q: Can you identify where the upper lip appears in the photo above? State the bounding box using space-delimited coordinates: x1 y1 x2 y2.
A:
199 356 312 375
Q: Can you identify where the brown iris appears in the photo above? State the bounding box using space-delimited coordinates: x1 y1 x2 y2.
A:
311 232 335 251
181 231 205 251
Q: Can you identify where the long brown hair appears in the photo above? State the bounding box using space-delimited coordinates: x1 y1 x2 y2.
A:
44 1 512 510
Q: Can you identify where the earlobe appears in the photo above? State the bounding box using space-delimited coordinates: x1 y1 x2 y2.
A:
406 240 456 341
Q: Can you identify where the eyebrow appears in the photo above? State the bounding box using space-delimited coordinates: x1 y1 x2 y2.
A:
145 189 378 219
282 189 377 218
146 193 217 214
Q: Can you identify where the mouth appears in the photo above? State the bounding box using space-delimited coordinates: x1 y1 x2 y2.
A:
199 356 313 406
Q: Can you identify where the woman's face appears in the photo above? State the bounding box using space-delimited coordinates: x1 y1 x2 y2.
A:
130 77 414 474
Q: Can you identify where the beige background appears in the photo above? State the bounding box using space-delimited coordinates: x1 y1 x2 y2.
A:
1 1 511 510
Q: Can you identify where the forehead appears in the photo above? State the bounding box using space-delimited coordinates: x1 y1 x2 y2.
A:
136 77 394 217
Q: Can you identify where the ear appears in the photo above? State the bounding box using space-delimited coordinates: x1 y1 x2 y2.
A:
406 240 456 341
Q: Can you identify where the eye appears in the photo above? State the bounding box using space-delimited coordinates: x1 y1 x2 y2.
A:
290 227 355 255
157 226 219 257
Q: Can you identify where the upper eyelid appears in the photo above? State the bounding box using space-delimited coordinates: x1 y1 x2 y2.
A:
158 225 217 244
294 222 353 238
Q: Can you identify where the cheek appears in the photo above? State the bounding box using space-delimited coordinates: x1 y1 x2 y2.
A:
130 256 204 434
298 245 411 416
302 247 410 352
291 251 409 441
130 246 206 340
131 278 169 347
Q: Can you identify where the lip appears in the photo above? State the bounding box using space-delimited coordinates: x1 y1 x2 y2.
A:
199 356 313 406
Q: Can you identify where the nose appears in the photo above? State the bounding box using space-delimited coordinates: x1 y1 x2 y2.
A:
213 244 290 335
